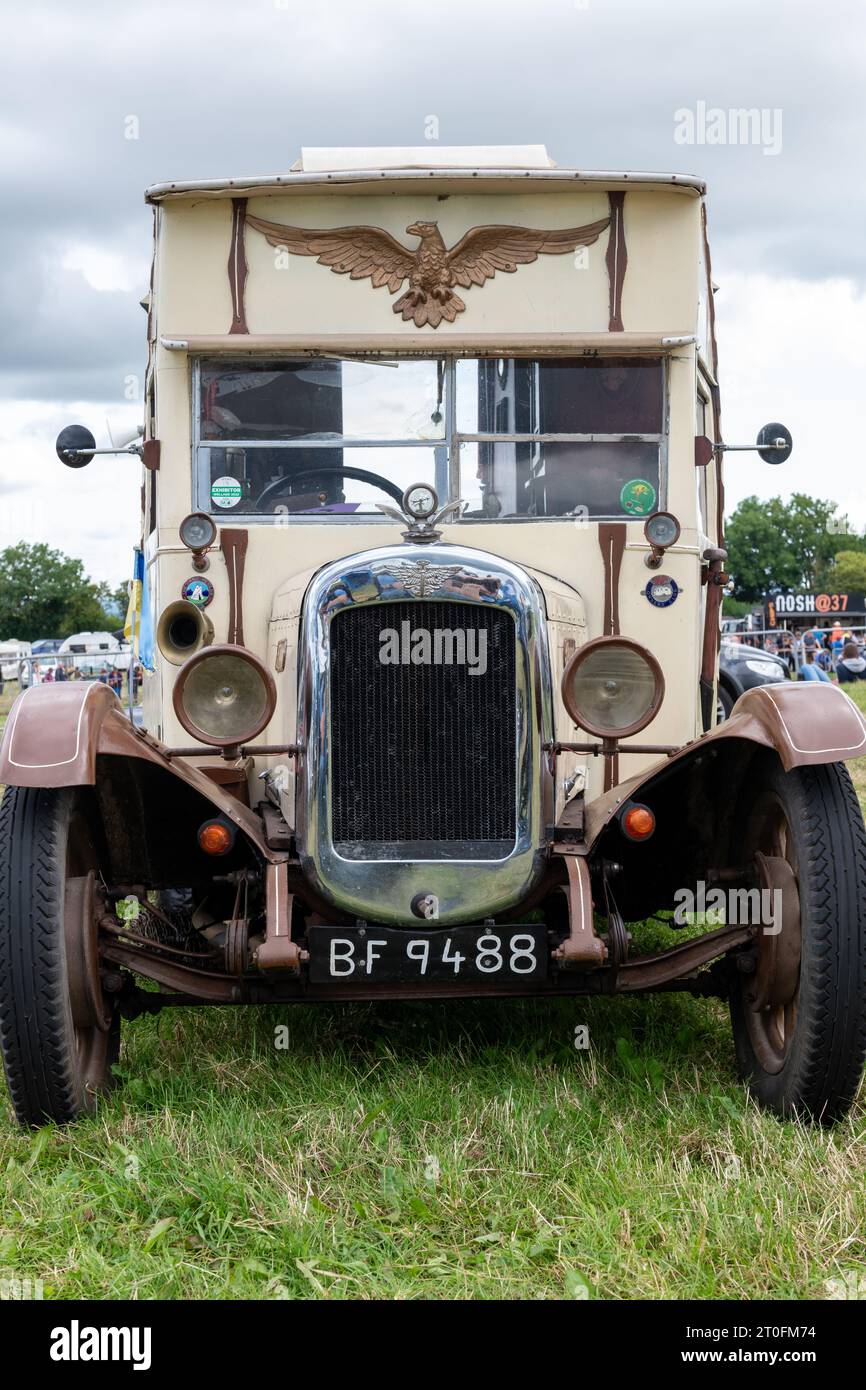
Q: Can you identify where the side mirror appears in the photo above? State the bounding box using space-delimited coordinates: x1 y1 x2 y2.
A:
756 422 793 465
56 424 96 468
714 422 793 464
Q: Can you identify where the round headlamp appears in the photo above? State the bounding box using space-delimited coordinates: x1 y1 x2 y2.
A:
643 511 681 568
179 512 217 570
179 512 216 550
173 644 276 748
561 637 664 738
644 511 680 550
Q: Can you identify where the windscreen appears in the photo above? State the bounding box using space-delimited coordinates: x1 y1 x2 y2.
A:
194 356 664 519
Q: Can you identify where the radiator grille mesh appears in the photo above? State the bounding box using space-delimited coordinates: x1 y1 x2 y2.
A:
329 601 517 855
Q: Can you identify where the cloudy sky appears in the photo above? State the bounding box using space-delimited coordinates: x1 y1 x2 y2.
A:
1 0 864 586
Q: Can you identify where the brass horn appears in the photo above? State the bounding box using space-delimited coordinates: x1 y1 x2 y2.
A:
156 600 214 666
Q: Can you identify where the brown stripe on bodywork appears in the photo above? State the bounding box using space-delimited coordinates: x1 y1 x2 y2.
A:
597 522 626 790
606 192 627 332
221 528 248 646
598 522 625 638
228 198 249 335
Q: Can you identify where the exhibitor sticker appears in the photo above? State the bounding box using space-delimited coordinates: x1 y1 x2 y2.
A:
211 475 242 508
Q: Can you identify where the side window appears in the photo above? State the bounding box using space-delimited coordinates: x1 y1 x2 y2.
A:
696 389 710 535
145 368 158 535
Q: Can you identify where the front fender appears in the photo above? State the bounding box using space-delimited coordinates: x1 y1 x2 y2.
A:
584 681 866 850
0 681 118 786
0 683 278 861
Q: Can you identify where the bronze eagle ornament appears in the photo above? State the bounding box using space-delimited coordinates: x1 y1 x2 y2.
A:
245 213 611 327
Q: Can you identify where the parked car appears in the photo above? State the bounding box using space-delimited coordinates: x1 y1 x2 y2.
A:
2 146 866 1129
717 640 789 721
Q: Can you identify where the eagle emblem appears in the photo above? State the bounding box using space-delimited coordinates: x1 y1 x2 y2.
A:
245 214 610 328
388 560 463 597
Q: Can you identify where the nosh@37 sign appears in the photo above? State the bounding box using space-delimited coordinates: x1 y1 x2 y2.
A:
765 591 866 623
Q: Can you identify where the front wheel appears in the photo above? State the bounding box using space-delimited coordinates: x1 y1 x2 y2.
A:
729 756 866 1123
0 786 120 1127
716 682 736 723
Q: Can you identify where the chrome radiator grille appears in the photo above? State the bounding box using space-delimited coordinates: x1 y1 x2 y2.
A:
329 600 517 858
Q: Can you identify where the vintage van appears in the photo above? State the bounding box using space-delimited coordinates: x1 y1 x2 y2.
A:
1 146 865 1126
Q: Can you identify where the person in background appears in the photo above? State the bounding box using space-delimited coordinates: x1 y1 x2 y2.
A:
54 663 67 683
800 649 831 682
816 644 832 672
836 641 866 684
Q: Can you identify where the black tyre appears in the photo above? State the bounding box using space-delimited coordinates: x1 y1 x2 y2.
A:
729 756 866 1123
0 785 120 1127
716 682 736 723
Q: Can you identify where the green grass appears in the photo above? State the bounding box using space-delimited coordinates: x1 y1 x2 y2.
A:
846 682 866 812
1 679 865 1300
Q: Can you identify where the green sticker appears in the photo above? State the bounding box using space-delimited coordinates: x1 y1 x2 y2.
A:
620 478 656 515
211 475 242 509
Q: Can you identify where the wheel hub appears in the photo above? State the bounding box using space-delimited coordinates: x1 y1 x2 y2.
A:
748 852 801 1012
65 871 113 1032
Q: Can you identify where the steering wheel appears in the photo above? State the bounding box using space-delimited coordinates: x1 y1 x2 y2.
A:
256 464 405 512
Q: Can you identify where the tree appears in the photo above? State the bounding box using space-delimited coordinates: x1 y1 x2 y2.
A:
826 550 866 592
725 494 841 602
0 543 123 642
99 581 132 627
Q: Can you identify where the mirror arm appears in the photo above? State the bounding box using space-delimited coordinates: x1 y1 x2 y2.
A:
713 442 788 452
61 444 143 459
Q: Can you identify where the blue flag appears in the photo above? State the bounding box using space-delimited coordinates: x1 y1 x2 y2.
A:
124 549 155 672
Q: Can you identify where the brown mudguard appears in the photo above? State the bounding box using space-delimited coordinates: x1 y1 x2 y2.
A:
583 682 866 848
0 683 279 862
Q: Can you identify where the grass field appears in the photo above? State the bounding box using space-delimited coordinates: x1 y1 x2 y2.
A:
1 681 865 1301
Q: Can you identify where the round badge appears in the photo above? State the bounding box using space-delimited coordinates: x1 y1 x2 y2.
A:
644 574 680 608
182 576 214 607
620 478 657 515
211 475 242 508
